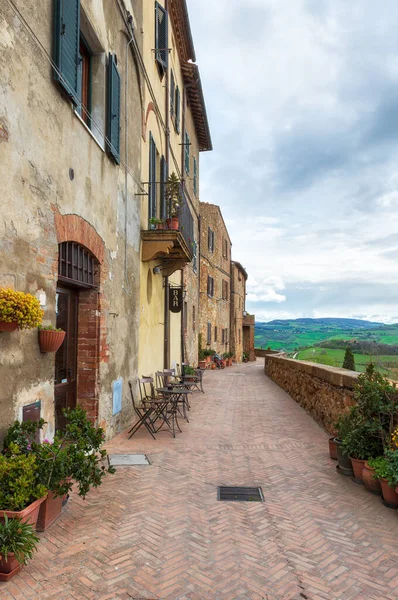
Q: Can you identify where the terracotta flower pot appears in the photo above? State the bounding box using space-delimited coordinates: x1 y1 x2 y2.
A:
380 478 398 508
205 356 211 363
0 553 22 581
362 462 382 495
335 438 353 476
39 329 66 353
349 457 366 484
0 496 46 528
328 437 337 460
166 217 179 230
156 223 164 230
227 358 233 367
36 491 63 532
0 321 18 332
198 361 206 369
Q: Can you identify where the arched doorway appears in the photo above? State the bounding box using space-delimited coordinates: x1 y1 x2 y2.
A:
54 241 98 430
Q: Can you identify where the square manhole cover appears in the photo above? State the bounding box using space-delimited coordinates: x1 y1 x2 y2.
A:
108 454 150 466
218 486 264 502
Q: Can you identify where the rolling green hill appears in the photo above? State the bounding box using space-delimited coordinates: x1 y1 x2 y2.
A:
255 318 398 353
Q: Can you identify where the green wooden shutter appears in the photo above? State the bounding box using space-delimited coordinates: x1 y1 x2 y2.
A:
107 54 121 164
185 132 190 173
155 2 168 71
54 0 80 103
149 134 157 222
193 157 197 195
170 71 175 119
160 156 167 220
175 87 180 133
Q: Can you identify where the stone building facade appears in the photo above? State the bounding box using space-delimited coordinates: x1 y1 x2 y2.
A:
0 0 143 441
230 261 247 362
199 203 232 356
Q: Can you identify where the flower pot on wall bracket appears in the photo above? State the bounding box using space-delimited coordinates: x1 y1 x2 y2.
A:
0 321 18 332
39 329 66 353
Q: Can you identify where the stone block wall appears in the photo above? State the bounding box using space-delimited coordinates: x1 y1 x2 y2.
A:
264 354 359 434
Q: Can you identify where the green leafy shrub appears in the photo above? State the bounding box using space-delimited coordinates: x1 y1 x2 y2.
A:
368 452 398 487
0 445 47 511
0 515 39 564
340 409 383 459
367 456 389 480
183 365 196 376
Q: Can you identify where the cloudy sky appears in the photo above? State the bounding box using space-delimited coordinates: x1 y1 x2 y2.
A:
188 0 398 324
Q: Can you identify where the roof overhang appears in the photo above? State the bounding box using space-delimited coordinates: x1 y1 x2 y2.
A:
169 0 196 62
181 62 213 152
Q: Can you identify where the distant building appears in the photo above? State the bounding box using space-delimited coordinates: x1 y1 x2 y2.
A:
230 261 247 362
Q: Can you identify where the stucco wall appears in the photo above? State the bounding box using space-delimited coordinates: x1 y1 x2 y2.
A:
0 0 142 441
230 263 246 362
264 354 359 434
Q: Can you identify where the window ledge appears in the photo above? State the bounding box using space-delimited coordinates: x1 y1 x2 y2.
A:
73 109 105 153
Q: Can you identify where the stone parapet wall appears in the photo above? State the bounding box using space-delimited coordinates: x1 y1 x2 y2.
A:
255 349 280 358
264 354 359 434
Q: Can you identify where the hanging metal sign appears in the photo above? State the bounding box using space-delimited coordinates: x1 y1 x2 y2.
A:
169 287 183 313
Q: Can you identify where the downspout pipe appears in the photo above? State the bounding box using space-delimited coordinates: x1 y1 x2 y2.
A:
123 30 135 291
164 0 170 369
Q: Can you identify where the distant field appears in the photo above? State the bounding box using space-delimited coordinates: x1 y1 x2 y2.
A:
296 347 398 378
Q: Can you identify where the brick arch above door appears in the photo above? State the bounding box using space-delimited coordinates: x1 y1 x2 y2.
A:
54 212 105 264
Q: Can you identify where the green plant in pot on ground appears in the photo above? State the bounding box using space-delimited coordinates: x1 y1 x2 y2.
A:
0 515 39 580
368 451 398 507
0 444 47 526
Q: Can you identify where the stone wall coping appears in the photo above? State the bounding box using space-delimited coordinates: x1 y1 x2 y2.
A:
264 353 360 390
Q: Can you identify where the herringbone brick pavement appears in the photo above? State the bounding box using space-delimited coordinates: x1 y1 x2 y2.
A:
2 363 397 600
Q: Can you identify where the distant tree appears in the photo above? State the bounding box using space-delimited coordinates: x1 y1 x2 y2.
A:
342 347 355 371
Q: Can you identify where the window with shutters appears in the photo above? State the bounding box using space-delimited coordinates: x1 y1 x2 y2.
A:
214 326 218 342
54 1 112 153
149 133 157 223
170 71 175 119
175 86 181 133
107 53 121 163
192 240 197 273
239 329 241 343
155 2 168 75
160 156 167 220
183 301 188 333
207 322 212 345
222 238 228 259
222 328 225 344
193 157 197 195
184 132 190 174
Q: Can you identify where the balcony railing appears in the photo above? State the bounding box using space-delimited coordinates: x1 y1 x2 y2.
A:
177 190 194 250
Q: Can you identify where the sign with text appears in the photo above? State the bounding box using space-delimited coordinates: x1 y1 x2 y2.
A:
169 287 183 313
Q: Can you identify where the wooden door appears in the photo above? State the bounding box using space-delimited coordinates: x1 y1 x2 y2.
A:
54 287 78 431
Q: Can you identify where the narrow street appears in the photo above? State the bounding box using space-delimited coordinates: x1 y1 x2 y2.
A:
3 363 397 600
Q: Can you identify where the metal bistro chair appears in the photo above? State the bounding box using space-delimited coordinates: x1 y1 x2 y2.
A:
155 371 190 422
141 375 173 433
128 379 157 439
180 363 205 394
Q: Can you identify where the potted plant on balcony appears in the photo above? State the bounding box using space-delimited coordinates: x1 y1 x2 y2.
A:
165 172 181 230
149 217 164 230
0 288 43 332
0 515 39 581
0 444 47 527
38 324 66 353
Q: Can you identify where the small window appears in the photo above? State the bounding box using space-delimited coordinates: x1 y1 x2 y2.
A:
208 227 215 253
222 238 228 259
185 132 190 173
193 157 197 195
239 329 241 343
77 36 92 126
207 275 214 298
222 329 225 344
149 133 157 222
207 322 212 345
214 326 218 342
155 2 168 74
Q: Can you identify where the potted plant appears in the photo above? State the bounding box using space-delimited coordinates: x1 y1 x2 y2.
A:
165 172 181 230
341 415 383 483
0 515 39 581
38 324 66 353
0 444 47 527
242 352 249 363
0 288 43 332
370 451 398 508
328 437 338 461
149 217 164 230
227 352 234 367
3 408 116 532
334 414 354 476
363 456 383 495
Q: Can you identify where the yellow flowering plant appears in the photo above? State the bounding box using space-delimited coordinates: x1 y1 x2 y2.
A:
391 426 398 449
0 288 44 329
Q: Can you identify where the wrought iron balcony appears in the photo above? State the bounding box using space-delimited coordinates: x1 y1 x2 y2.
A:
141 189 194 276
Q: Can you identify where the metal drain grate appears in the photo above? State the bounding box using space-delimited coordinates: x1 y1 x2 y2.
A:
217 486 264 502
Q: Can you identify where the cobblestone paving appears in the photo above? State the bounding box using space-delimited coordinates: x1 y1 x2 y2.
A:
2 363 397 600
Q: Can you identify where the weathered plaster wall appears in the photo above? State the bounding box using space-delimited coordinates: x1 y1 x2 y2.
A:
264 354 358 434
230 263 246 362
0 0 142 441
